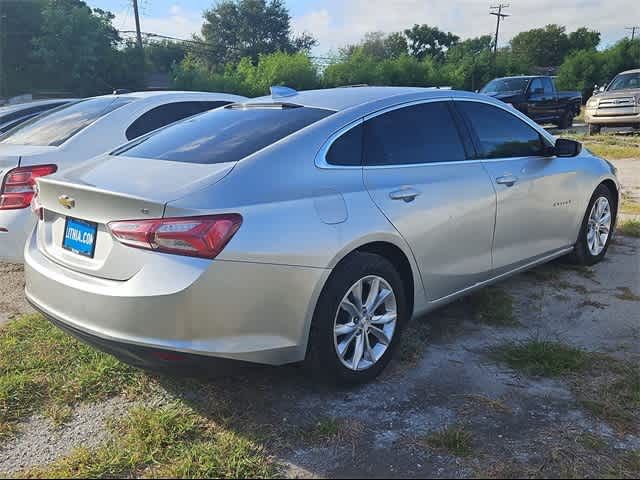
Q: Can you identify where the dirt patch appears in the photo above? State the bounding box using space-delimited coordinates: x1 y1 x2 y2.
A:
0 263 32 328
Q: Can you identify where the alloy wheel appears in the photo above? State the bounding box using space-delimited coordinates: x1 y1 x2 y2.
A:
587 196 611 256
333 275 397 371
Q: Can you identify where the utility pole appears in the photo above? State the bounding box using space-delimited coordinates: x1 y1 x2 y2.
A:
490 4 510 56
0 7 6 100
132 0 143 51
626 26 639 41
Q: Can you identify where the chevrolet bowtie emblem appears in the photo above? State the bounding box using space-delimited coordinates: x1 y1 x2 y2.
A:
58 195 75 209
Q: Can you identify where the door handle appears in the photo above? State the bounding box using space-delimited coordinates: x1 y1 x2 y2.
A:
389 187 421 202
496 175 518 187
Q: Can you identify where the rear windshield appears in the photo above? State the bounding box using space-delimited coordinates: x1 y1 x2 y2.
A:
116 105 334 164
0 97 132 147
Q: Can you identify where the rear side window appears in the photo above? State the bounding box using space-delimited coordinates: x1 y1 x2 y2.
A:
0 103 60 125
529 78 544 94
457 101 545 159
118 106 334 164
542 77 555 94
363 102 467 166
0 97 132 147
125 101 231 140
326 124 363 166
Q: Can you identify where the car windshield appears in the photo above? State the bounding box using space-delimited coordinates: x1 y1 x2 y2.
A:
607 73 640 92
480 78 530 94
116 104 335 164
0 97 132 147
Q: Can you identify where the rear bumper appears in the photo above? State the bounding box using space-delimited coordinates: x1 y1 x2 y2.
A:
29 299 265 375
0 208 34 263
24 232 330 366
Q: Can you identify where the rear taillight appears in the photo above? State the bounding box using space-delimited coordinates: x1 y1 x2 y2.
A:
108 214 242 259
0 165 57 210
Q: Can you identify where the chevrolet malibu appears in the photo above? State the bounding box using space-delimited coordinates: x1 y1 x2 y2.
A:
25 87 620 384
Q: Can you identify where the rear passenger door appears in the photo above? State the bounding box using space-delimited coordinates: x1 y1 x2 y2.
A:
455 100 582 276
125 101 230 140
362 100 496 301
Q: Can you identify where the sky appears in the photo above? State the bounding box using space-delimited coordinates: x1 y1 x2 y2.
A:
88 0 637 54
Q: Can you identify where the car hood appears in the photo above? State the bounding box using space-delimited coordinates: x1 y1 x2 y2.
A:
597 88 640 99
55 153 237 204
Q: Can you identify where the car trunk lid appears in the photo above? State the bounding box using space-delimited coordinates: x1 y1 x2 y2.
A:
34 156 236 281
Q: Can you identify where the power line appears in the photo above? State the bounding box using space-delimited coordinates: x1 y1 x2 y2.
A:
626 26 639 41
490 3 510 56
118 30 335 64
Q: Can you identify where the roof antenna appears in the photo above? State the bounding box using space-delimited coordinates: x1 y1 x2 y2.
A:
270 86 298 99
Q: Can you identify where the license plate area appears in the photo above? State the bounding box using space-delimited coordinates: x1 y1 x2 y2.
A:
62 217 98 258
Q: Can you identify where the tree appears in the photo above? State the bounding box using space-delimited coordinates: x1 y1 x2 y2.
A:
341 31 408 60
31 1 125 95
510 24 570 67
404 24 459 61
198 0 316 68
145 40 187 73
568 27 600 52
0 0 45 97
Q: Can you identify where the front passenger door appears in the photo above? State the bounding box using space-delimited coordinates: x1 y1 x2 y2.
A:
362 100 496 301
455 100 582 276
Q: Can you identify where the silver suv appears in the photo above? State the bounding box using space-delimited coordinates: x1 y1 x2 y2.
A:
585 69 640 135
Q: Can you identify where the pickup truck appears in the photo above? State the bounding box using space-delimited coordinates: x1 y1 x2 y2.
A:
584 68 640 135
480 76 582 129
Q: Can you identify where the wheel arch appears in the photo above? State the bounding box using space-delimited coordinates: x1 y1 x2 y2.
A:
300 235 425 360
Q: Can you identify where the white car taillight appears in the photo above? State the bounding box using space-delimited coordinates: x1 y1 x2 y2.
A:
108 214 242 259
0 165 57 210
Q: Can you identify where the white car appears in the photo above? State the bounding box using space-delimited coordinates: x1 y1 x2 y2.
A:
0 91 246 262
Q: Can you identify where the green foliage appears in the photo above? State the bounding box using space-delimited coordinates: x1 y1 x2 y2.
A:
198 0 315 68
491 340 590 377
30 1 124 96
511 24 571 67
557 38 640 99
0 0 45 97
404 24 459 61
145 39 187 73
172 51 320 97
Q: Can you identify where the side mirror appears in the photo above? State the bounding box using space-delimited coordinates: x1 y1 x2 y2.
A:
554 138 582 158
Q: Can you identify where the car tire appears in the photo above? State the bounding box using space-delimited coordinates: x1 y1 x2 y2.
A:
568 184 615 266
306 252 408 385
558 110 574 129
587 123 601 136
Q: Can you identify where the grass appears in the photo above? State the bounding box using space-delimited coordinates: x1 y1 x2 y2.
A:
21 403 277 479
607 451 640 479
424 426 473 457
491 339 639 434
579 362 640 434
562 133 640 160
618 220 640 237
301 417 365 452
0 314 149 438
399 318 431 365
615 287 640 301
621 198 640 216
469 286 517 326
490 340 590 377
577 432 607 451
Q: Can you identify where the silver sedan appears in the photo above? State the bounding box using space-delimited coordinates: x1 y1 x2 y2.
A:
25 87 620 384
